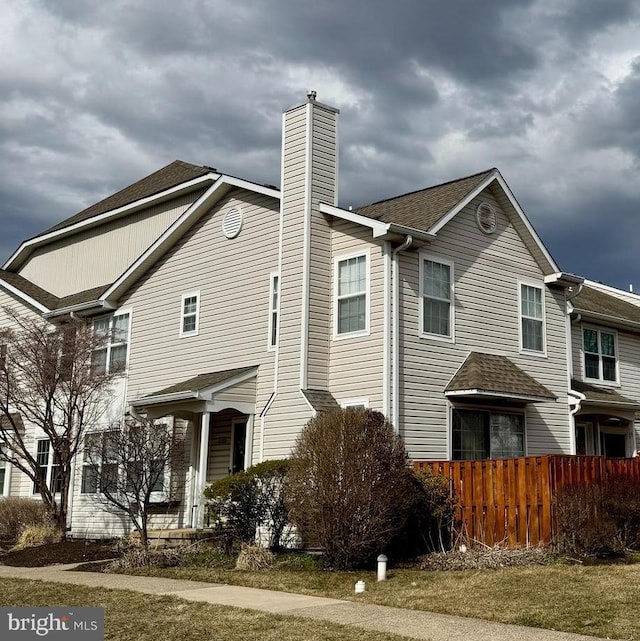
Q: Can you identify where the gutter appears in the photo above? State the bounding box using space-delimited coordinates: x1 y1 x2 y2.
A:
130 390 200 407
44 299 116 319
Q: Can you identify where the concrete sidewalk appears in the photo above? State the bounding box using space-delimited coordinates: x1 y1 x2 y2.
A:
0 563 599 641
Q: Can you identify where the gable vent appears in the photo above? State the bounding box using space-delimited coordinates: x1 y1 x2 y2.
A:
476 202 497 234
222 207 243 239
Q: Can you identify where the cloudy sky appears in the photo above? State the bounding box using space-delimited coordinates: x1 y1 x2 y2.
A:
2 0 640 289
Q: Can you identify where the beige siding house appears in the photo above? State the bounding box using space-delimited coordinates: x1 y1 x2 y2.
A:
0 92 637 538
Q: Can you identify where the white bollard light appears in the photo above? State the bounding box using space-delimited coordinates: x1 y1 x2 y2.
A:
355 580 366 594
377 554 388 581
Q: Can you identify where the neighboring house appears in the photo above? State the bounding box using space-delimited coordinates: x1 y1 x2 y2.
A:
0 93 637 538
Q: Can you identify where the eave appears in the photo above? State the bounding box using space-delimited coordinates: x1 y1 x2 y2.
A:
444 389 552 403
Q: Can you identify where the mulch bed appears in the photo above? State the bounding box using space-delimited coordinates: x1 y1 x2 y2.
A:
0 540 120 567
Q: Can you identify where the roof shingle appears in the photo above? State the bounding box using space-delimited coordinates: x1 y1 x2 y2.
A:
302 389 341 412
572 285 640 327
148 366 257 397
445 352 556 400
356 169 494 231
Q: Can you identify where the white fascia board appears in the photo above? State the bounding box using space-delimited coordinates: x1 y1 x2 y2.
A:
544 272 585 287
3 174 219 270
319 203 436 241
0 280 50 314
572 308 640 332
44 299 116 319
429 170 560 273
101 177 278 302
444 389 552 403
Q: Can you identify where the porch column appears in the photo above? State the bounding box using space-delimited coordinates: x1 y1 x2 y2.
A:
244 414 255 470
196 411 210 528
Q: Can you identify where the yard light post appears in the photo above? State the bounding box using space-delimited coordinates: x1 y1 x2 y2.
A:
377 554 388 581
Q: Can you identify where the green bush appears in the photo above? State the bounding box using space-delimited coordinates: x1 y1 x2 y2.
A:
0 497 52 541
204 459 290 551
284 408 415 569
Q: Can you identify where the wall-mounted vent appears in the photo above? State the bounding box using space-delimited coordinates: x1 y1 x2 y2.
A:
222 207 243 239
476 202 497 234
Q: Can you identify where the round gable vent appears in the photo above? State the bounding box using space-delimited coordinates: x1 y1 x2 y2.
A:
222 207 243 239
476 202 497 234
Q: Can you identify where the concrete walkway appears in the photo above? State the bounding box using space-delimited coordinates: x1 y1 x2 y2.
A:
0 563 600 641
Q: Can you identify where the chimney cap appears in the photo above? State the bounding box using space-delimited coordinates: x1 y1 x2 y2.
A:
307 90 317 102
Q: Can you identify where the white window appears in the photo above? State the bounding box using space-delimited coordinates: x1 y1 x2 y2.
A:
341 398 369 409
33 439 61 494
80 432 117 494
519 282 545 353
92 312 130 374
583 327 617 383
268 273 279 349
420 255 454 340
452 408 525 460
180 292 200 337
335 252 369 336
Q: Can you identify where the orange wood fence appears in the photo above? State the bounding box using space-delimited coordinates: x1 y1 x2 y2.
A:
414 455 640 547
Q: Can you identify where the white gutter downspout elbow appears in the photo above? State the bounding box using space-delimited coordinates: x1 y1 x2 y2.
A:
391 235 413 433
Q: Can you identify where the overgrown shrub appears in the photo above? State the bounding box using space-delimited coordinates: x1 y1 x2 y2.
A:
204 459 290 551
0 498 52 541
13 523 62 550
284 408 414 569
235 543 274 570
554 479 640 557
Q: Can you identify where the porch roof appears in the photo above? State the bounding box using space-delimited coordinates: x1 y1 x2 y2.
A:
302 389 341 413
131 366 258 408
445 352 556 402
571 379 640 409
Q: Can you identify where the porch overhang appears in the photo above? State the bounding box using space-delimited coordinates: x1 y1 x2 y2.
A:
570 379 640 413
130 366 258 418
445 352 556 404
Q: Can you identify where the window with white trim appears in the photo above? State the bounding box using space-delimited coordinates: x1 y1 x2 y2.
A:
268 274 279 349
336 253 368 335
81 432 118 494
421 256 453 338
180 292 200 337
452 408 525 460
33 439 62 494
520 283 544 353
92 312 130 375
583 327 617 382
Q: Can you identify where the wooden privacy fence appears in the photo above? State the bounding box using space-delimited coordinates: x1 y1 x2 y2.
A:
414 455 640 547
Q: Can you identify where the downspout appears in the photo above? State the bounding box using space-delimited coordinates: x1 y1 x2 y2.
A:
391 235 413 433
382 242 391 418
564 282 584 454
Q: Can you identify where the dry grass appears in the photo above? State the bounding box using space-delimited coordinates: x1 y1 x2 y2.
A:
13 524 62 550
0 578 409 641
129 557 640 639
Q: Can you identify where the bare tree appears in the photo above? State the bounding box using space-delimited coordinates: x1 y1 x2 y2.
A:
83 415 185 548
0 308 116 534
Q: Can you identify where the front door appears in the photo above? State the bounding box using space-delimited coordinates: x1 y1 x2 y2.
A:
575 421 594 455
231 419 247 475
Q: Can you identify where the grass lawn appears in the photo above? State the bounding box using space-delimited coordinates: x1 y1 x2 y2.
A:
125 557 640 640
0 578 410 641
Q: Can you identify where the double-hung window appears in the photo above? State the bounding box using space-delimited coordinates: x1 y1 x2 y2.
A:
421 256 453 339
268 274 279 349
92 312 130 374
33 439 61 494
583 327 617 382
519 282 545 353
180 292 200 337
336 253 368 336
80 431 119 494
452 409 525 460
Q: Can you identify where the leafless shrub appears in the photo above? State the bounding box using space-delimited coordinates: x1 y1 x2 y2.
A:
0 497 52 541
235 543 274 570
285 408 414 569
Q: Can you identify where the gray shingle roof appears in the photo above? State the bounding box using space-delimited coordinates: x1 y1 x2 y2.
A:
445 352 556 400
37 160 213 238
301 389 341 412
571 379 639 407
149 366 257 397
355 169 494 231
0 271 111 312
572 285 640 327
